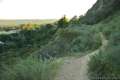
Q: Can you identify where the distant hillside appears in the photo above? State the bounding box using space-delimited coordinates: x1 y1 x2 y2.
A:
0 19 57 27
81 0 120 24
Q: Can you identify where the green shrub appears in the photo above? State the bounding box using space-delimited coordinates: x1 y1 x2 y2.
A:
70 29 101 53
0 57 62 80
57 29 80 42
88 45 120 80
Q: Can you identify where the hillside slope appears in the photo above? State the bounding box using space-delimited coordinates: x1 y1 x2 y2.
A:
88 10 120 80
81 0 120 24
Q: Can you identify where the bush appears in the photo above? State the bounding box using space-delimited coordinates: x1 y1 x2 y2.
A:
57 29 80 42
88 45 120 80
70 29 101 53
0 57 62 80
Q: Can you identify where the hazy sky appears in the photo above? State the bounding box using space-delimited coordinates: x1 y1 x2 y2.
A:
0 0 97 19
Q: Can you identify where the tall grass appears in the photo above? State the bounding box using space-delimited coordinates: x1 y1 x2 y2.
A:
0 57 62 80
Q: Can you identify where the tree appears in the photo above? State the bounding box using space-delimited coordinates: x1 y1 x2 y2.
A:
57 15 68 28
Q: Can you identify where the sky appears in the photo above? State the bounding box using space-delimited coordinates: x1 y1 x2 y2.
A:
0 0 97 19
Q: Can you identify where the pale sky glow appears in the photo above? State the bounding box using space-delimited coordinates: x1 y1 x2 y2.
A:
0 0 97 19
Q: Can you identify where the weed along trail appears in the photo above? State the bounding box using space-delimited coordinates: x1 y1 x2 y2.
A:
55 33 108 80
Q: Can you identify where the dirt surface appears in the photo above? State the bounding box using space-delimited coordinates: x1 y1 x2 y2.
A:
55 33 108 80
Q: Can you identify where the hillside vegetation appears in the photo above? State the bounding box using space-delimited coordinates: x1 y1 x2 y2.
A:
0 16 102 80
82 0 120 79
0 0 120 80
81 0 120 24
88 10 120 80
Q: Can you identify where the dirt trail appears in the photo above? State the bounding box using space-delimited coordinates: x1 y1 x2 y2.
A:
55 33 108 80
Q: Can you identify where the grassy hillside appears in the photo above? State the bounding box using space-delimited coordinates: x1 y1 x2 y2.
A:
0 0 120 80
